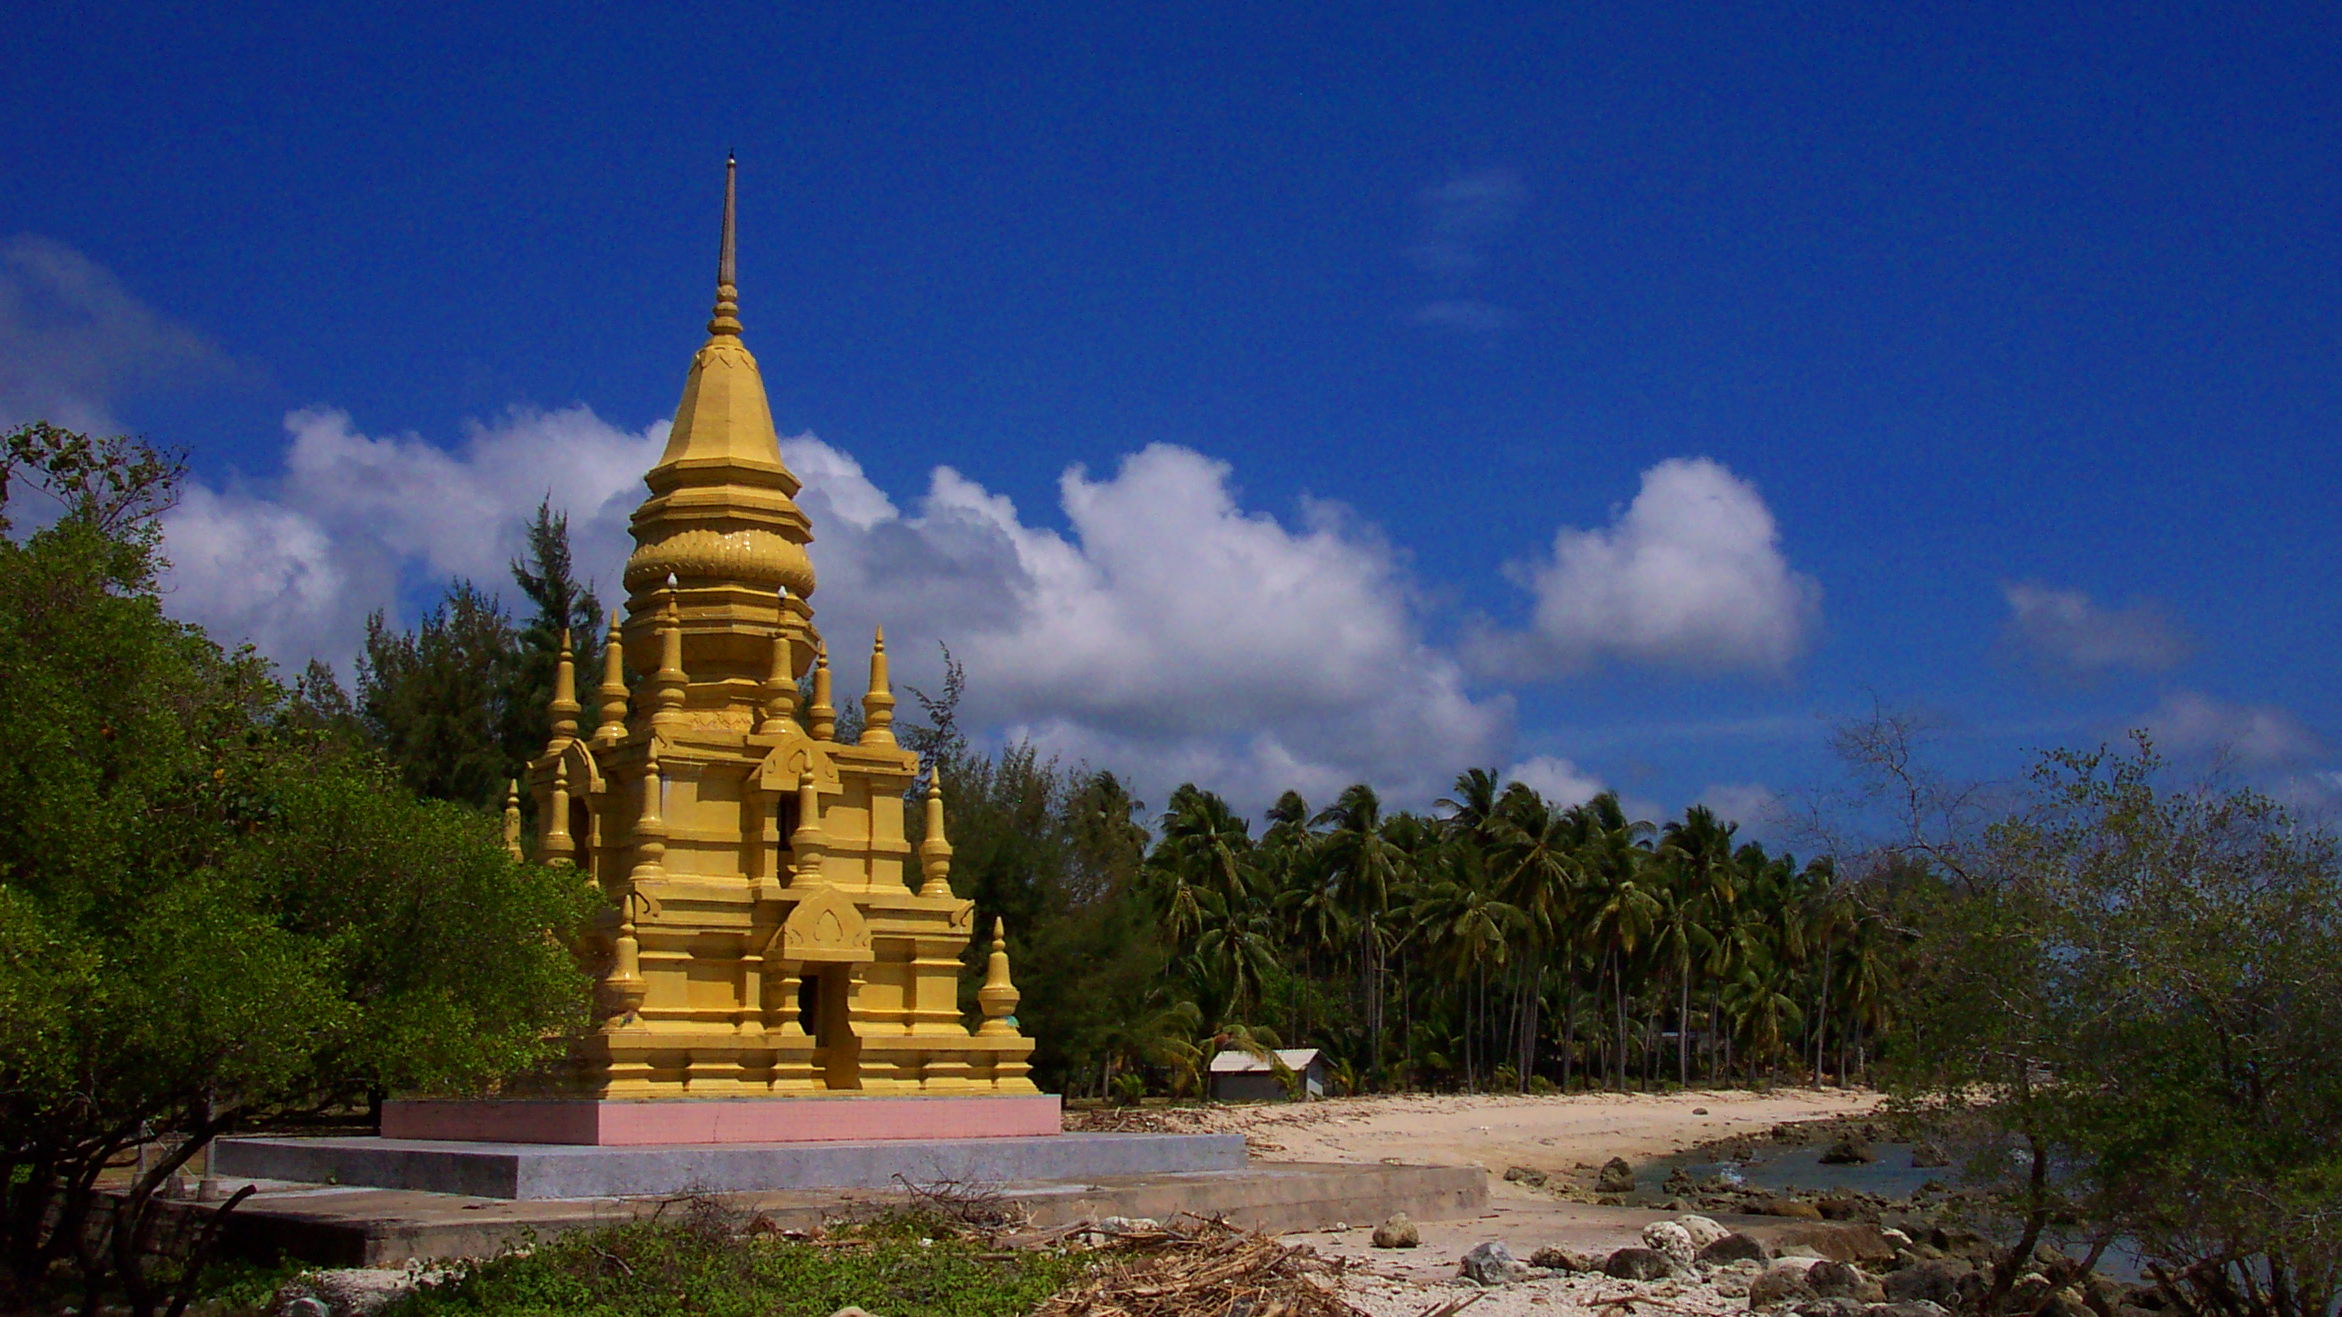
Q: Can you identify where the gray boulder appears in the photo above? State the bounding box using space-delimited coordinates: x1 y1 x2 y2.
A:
1809 1261 1886 1303
1864 1305 1951 1317
1529 1245 1598 1273
1819 1137 1876 1165
1883 1260 1974 1308
1697 1232 1772 1265
1761 1197 1826 1220
1674 1214 1732 1248
1459 1240 1530 1285
1602 1246 1681 1281
1751 1266 1821 1308
1641 1220 1698 1270
1595 1156 1637 1193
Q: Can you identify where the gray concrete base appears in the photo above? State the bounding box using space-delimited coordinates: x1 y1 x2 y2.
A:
194 1162 1489 1266
214 1131 1246 1200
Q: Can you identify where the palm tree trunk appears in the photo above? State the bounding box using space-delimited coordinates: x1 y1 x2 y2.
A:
1561 970 1575 1090
1609 952 1627 1091
1678 973 1692 1088
1520 965 1543 1091
1813 940 1831 1086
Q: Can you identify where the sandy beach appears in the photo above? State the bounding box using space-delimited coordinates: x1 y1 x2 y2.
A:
1149 1087 1892 1316
1122 1086 1882 1177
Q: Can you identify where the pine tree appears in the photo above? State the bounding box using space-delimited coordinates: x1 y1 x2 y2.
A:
356 582 520 808
507 497 604 749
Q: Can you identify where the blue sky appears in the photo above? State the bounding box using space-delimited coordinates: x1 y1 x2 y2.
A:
5 2 2339 831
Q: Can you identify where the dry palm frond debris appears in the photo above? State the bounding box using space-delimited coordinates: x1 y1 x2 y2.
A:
1063 1107 1219 1135
1036 1215 1363 1317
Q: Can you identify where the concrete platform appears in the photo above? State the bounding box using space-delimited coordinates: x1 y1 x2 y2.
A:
196 1162 1488 1266
381 1093 1061 1145
214 1131 1246 1199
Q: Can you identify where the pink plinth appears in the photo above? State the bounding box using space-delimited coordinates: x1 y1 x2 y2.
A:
381 1094 1063 1146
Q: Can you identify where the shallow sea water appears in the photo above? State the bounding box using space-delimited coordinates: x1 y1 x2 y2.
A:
1642 1141 2149 1283
1653 1141 1945 1203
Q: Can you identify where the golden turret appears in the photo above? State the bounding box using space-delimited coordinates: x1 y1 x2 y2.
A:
807 644 836 740
543 758 575 866
917 768 954 898
788 768 827 881
759 593 799 735
648 579 687 731
977 918 1021 1036
503 780 523 861
550 629 580 740
629 745 666 883
860 628 895 746
594 612 628 744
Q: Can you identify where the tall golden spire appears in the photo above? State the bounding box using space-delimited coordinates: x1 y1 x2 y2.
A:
710 153 740 339
623 154 815 674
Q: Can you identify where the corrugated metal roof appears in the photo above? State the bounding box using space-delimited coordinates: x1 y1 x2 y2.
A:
1207 1048 1323 1074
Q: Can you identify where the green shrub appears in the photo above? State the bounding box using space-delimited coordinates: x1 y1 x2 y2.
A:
385 1215 1092 1317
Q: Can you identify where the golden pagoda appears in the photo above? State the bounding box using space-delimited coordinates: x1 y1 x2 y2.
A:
519 159 1036 1104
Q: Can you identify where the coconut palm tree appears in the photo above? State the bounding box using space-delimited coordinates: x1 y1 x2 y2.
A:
1314 784 1411 1079
1486 784 1583 1087
1144 784 1255 947
1645 877 1716 1087
1576 793 1657 1088
1408 842 1518 1089
1721 954 1806 1081
1437 767 1506 842
1190 889 1283 1028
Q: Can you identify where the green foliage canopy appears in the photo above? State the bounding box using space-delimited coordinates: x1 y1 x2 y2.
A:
0 423 598 1315
1887 743 2342 1317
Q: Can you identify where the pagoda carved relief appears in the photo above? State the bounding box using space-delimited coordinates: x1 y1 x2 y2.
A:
522 159 1035 1099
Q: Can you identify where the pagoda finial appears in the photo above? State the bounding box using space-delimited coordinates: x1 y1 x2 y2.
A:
543 757 575 866
550 628 581 740
649 574 687 730
502 780 523 860
807 642 837 740
977 916 1021 1035
630 743 667 882
759 608 799 736
859 626 896 746
917 766 953 898
709 154 741 338
595 611 628 743
788 767 827 880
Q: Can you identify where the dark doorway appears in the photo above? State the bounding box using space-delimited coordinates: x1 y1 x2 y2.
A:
796 972 821 1036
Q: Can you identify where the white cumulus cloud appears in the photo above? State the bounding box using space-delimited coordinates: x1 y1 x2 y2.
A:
2002 581 2188 675
2140 691 2321 768
159 405 666 671
1693 781 1779 831
160 414 1511 817
792 441 1512 812
1474 457 1820 678
1503 755 1606 809
0 235 231 433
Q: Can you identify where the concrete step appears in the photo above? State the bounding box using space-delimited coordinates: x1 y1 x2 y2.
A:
199 1162 1487 1266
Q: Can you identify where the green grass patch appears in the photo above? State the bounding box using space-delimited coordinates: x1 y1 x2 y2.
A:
380 1211 1093 1317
